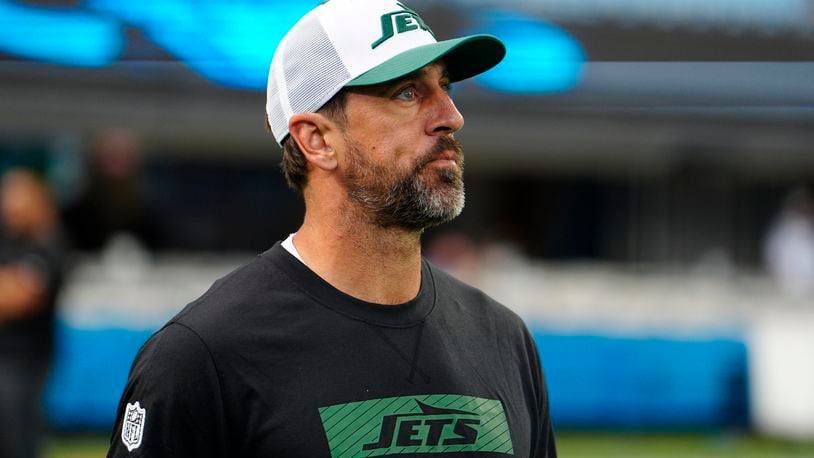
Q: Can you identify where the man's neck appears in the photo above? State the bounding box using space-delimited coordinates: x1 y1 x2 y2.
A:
293 204 423 305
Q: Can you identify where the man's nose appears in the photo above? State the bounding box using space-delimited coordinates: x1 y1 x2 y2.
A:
426 90 464 136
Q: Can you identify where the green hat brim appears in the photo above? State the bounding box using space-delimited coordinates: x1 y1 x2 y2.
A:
345 34 505 87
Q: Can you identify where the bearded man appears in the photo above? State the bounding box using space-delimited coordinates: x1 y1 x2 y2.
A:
108 0 556 456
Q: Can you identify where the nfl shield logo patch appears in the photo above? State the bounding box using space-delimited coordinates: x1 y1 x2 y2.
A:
121 401 147 451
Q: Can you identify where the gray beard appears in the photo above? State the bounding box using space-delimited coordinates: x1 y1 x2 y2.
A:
344 138 465 231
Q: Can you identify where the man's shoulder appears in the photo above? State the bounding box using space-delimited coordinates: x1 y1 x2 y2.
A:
426 261 526 328
179 254 270 311
167 246 305 339
427 261 541 378
132 321 211 373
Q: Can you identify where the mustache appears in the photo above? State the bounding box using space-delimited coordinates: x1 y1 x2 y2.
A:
416 136 463 169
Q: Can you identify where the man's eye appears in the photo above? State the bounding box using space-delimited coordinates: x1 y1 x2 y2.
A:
395 87 416 100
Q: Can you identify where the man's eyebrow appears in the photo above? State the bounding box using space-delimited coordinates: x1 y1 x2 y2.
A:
359 65 451 96
389 68 423 87
361 71 420 97
392 66 451 87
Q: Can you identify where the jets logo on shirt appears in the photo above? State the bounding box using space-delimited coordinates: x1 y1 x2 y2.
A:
121 401 147 451
319 394 513 457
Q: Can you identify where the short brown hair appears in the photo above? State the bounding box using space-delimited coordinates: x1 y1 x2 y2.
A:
267 90 348 191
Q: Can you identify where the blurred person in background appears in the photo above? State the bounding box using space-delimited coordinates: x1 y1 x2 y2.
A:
63 129 156 251
0 168 67 458
764 187 814 299
424 230 482 284
108 0 555 456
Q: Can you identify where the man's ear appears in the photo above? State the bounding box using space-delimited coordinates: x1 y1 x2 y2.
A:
289 113 338 171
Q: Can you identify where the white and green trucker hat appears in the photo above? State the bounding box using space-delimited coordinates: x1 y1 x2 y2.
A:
266 0 506 144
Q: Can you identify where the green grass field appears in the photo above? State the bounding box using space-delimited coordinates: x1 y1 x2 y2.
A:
46 432 814 457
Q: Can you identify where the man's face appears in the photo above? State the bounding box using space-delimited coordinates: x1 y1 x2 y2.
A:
337 62 466 230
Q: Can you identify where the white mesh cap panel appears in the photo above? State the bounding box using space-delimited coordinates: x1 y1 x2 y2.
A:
265 61 288 145
267 14 350 144
283 16 350 118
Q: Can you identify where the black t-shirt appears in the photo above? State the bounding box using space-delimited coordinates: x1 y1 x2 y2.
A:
0 232 64 361
108 243 556 457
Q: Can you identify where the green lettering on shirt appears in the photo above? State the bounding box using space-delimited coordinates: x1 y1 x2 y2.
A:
318 394 514 457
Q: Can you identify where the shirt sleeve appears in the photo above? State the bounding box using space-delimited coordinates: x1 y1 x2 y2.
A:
107 322 228 458
527 328 557 458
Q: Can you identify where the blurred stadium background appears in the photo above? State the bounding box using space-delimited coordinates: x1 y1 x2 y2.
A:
2 0 814 456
